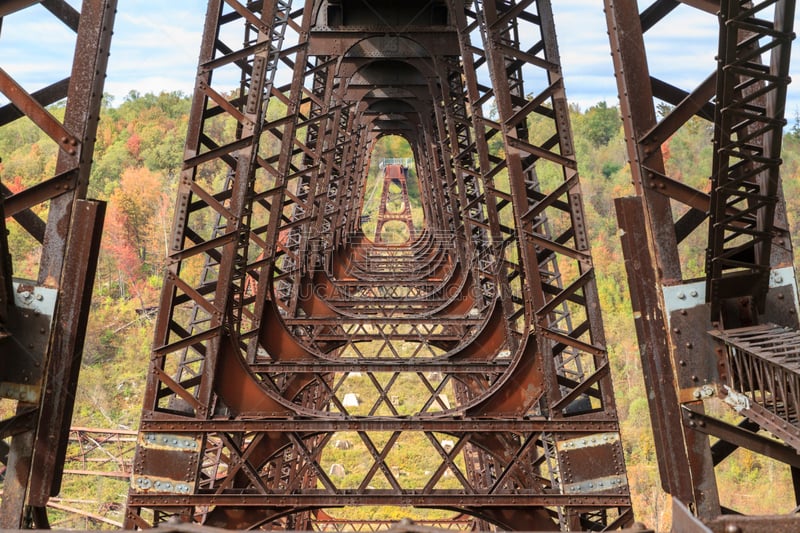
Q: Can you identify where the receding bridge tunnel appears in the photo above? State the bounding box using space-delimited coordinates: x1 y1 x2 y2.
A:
117 2 629 529
360 135 424 244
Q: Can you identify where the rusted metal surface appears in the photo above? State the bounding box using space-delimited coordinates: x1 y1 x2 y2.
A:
0 197 13 325
461 2 630 527
606 0 800 527
0 0 116 527
3 0 797 530
711 324 800 448
615 196 699 505
681 405 800 469
29 200 106 505
125 0 631 530
672 499 713 533
707 0 796 316
373 163 416 243
674 494 800 533
0 68 77 153
5 522 656 533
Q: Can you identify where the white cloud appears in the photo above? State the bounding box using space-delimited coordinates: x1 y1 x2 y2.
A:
104 5 206 97
0 9 76 90
554 1 799 112
1 1 798 114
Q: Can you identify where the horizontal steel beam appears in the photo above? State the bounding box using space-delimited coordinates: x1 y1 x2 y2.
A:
139 418 621 432
128 492 631 508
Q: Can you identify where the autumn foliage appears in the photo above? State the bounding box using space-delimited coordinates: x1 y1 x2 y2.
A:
2 92 800 528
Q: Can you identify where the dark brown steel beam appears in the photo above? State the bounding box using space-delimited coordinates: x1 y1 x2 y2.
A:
682 406 800 469
139 418 622 432
29 199 105 504
615 196 701 505
0 68 78 152
128 493 632 507
0 0 40 17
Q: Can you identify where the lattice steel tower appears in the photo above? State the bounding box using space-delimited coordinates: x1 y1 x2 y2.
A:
373 163 416 244
123 0 631 530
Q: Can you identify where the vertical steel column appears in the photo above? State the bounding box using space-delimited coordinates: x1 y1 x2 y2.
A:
306 70 347 275
604 1 725 517
447 4 526 342
434 59 496 307
424 104 458 238
707 0 796 316
0 1 116 527
275 56 338 315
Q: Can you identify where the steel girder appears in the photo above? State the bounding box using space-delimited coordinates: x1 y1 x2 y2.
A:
125 1 631 530
606 0 800 527
373 164 416 244
0 1 116 528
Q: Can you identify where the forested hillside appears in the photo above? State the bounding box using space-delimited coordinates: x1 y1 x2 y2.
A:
3 91 800 528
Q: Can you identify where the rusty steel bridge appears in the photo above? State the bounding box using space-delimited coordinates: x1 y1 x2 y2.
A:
1 0 799 531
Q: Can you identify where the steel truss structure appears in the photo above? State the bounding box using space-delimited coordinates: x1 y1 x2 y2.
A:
606 0 800 526
122 0 630 530
372 163 416 244
1 0 799 531
44 427 136 529
0 0 116 529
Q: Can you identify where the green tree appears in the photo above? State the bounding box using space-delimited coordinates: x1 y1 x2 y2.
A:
582 101 620 147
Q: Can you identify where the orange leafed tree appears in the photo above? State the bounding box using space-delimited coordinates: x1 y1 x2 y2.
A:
103 166 170 306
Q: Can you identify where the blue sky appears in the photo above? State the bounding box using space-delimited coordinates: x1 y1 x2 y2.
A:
2 1 799 117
